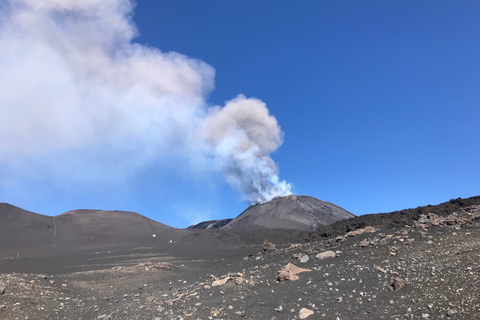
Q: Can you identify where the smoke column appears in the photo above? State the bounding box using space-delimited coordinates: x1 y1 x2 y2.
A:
0 0 291 204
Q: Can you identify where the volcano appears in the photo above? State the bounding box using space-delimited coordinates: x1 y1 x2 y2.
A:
221 195 354 231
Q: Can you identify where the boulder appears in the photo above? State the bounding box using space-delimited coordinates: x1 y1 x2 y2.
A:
316 251 336 260
263 240 276 252
277 263 311 282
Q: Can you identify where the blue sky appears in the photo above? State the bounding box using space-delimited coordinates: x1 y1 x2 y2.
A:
0 1 479 227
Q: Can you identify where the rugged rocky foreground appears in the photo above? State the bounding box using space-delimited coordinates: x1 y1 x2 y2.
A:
1 204 479 319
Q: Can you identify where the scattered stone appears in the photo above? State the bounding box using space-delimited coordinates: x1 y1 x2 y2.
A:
49 280 55 285
391 277 406 291
374 266 386 273
97 314 112 320
277 263 311 282
347 229 366 237
292 253 303 260
0 282 5 294
358 239 370 247
447 309 457 316
0 304 5 310
25 281 35 291
166 299 177 306
299 254 309 263
299 307 314 319
212 277 232 287
316 251 336 260
263 240 277 252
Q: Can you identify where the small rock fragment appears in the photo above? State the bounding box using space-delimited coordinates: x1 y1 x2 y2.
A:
447 309 457 316
391 277 406 291
347 228 365 237
374 266 386 273
212 277 232 287
299 254 309 263
358 239 370 247
299 307 314 319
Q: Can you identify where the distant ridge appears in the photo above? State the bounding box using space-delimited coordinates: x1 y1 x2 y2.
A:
0 204 187 257
187 219 233 229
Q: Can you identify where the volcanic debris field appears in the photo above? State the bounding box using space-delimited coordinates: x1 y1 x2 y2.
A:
0 196 479 319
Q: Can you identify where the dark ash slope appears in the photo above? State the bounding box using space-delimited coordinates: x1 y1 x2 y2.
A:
0 203 54 254
0 205 188 258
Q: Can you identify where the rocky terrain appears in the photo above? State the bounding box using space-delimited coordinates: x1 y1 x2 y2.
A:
0 197 479 319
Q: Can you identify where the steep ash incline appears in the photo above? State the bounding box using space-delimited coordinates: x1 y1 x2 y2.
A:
308 195 480 240
0 203 54 254
222 195 354 231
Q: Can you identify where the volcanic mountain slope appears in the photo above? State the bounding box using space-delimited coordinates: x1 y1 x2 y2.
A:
1 196 479 319
0 204 184 257
54 209 181 247
187 219 233 229
0 203 54 253
222 195 355 231
308 195 480 241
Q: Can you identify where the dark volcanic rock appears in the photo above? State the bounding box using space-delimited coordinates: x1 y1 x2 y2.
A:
222 195 354 231
308 195 480 241
187 219 233 229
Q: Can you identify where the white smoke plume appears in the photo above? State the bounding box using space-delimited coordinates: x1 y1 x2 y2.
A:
0 0 291 204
